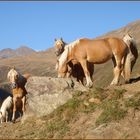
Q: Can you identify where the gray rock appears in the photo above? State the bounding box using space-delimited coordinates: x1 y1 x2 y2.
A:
25 76 87 117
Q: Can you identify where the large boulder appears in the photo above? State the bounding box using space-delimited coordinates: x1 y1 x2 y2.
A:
25 76 87 117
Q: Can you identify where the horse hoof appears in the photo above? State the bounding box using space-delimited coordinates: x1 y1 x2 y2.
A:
125 80 130 84
86 83 93 88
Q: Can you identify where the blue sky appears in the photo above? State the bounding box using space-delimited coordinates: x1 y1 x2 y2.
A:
0 1 140 51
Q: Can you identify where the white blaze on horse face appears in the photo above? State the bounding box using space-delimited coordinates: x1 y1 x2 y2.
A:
55 39 64 55
7 69 19 83
55 40 63 46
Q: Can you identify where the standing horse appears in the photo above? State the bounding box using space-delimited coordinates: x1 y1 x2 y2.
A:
54 38 94 84
122 33 138 83
7 68 30 122
57 36 137 87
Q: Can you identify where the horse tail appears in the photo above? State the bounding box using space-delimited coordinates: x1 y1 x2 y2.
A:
123 34 138 83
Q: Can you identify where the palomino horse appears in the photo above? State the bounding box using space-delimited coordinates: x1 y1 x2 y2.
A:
57 35 138 87
122 33 138 81
7 68 30 122
54 38 94 84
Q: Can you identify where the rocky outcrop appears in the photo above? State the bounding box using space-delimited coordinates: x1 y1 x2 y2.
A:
25 76 87 117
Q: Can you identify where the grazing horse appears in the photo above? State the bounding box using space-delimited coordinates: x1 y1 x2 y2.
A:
7 68 30 122
57 36 137 87
54 38 94 84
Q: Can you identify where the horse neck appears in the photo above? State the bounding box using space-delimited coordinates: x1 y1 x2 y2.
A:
59 40 77 63
59 45 70 68
17 74 26 87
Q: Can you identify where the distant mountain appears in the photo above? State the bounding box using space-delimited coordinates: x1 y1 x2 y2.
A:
0 48 15 58
0 46 36 58
15 46 36 56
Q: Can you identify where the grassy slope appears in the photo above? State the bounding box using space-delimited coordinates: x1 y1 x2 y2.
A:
0 84 140 139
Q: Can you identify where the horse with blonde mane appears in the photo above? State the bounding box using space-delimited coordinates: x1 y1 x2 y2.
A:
122 33 138 82
7 67 30 122
54 38 94 84
57 34 138 87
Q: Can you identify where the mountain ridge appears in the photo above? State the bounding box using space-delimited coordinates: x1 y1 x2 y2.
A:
0 46 36 58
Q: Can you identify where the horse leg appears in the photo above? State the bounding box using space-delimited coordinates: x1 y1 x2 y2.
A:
66 65 72 78
111 55 122 85
5 111 8 123
21 96 26 115
80 60 93 87
121 57 125 79
124 51 136 83
12 97 17 122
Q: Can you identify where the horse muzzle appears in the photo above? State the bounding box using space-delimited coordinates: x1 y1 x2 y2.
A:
11 83 17 89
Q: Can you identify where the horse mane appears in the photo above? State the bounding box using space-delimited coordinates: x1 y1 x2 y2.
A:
123 33 136 47
58 39 80 68
65 39 80 52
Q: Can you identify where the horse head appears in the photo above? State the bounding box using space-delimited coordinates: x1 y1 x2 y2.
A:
7 67 20 89
54 38 66 56
57 59 68 78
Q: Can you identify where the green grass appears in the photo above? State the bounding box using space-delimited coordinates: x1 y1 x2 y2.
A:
112 89 127 100
125 92 140 109
40 87 128 138
96 100 127 126
86 87 108 102
46 120 69 138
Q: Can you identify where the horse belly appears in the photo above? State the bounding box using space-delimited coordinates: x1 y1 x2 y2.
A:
87 47 112 64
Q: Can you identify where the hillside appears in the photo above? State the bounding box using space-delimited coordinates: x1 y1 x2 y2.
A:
0 78 140 139
0 46 36 59
0 19 140 139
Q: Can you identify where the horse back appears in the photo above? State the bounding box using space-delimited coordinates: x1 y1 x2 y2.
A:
106 37 128 55
72 38 113 63
70 37 128 64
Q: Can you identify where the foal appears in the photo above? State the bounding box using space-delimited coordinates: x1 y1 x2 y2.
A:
7 68 30 122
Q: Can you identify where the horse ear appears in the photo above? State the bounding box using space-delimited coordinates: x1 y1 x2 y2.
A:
54 38 57 42
12 66 15 70
60 37 63 41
